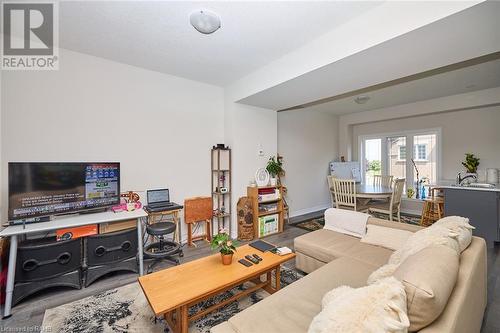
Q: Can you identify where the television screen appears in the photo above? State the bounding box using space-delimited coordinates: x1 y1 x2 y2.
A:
8 162 120 221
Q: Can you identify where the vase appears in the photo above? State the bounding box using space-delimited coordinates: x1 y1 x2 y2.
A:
221 253 233 265
270 178 277 186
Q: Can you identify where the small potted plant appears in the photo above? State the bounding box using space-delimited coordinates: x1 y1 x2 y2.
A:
462 153 480 181
266 156 284 186
211 229 237 265
406 187 415 199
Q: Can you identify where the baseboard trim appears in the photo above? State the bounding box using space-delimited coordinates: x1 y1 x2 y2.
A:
289 204 330 218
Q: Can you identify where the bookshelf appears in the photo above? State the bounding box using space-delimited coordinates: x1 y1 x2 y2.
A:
211 147 232 235
246 185 284 238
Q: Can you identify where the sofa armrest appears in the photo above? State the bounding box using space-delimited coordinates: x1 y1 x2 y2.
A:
367 217 423 233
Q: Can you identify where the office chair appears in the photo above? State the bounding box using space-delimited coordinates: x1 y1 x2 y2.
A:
143 221 182 273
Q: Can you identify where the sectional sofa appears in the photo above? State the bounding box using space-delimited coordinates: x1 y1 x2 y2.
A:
211 217 487 333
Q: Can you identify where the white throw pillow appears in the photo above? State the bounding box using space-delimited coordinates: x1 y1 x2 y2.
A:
324 208 370 238
361 225 413 251
308 277 410 333
389 225 460 266
433 216 474 252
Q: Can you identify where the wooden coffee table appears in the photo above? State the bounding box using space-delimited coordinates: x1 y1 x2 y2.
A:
138 244 295 333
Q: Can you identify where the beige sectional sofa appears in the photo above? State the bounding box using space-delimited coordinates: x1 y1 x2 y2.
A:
211 217 487 333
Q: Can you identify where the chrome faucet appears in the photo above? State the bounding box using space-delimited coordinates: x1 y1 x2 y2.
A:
456 172 477 186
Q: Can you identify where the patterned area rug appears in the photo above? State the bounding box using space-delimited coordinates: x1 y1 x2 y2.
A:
292 211 421 232
41 267 303 333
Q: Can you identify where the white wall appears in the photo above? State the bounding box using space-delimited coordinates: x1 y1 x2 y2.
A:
351 106 500 181
1 49 224 241
277 109 338 216
223 99 277 237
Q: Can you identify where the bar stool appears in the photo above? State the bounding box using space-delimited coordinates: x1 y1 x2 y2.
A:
420 187 445 227
143 222 182 273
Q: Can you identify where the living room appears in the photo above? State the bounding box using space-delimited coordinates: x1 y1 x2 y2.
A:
1 1 499 332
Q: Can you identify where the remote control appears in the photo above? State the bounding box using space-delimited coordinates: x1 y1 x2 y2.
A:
245 255 260 264
238 259 253 267
252 254 263 261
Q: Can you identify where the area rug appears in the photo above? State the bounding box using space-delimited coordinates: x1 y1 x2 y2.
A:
41 267 304 333
292 212 421 232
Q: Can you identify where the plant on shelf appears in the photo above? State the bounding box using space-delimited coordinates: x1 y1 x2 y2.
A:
211 229 238 265
462 153 480 174
266 156 284 186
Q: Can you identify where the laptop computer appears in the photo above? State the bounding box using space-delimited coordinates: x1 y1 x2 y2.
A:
146 189 174 211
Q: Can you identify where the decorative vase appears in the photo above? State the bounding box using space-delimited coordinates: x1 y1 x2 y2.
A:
221 253 233 265
270 178 277 186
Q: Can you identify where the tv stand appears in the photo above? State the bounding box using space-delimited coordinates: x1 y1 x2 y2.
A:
0 209 148 318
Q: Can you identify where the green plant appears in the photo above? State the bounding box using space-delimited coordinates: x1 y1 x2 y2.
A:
462 153 480 173
368 160 381 172
210 229 237 255
266 156 284 178
406 187 415 198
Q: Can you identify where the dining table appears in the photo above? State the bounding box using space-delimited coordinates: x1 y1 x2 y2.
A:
329 183 393 206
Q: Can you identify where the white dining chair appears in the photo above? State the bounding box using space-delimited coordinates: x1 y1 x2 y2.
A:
368 178 405 221
373 175 394 188
327 175 336 207
331 178 369 212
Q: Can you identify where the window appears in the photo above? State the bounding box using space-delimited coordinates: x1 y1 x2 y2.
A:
398 146 406 160
415 144 427 160
360 129 440 193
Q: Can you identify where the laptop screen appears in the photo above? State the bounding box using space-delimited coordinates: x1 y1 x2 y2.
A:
147 189 170 204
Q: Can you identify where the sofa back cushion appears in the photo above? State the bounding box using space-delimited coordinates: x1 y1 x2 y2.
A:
393 245 459 331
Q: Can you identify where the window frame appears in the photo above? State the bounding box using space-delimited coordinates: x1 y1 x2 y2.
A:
359 128 441 191
414 143 428 161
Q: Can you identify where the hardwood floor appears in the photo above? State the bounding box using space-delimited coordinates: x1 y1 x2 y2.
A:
0 226 308 331
2 220 499 333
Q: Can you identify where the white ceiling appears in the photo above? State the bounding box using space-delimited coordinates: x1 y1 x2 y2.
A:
59 1 382 86
303 59 500 115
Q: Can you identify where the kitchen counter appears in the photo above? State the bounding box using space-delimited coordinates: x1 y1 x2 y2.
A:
430 181 500 192
438 184 500 247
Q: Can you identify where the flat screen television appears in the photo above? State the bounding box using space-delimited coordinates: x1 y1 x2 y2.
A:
8 162 120 222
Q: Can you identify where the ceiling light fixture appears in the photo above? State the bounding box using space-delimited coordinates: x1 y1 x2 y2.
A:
354 96 370 104
190 10 221 34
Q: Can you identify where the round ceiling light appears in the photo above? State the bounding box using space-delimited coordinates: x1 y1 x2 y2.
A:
354 95 370 104
190 10 221 34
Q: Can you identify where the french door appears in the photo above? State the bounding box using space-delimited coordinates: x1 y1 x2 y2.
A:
360 129 440 192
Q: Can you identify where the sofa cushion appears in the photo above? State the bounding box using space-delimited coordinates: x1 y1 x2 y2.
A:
393 245 459 331
226 257 376 333
294 229 393 267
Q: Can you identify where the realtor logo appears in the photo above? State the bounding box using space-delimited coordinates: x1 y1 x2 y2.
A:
1 2 59 70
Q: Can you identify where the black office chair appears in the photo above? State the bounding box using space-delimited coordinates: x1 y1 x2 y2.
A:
143 222 182 273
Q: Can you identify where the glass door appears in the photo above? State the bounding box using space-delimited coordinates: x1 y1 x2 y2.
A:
362 138 382 184
387 136 407 187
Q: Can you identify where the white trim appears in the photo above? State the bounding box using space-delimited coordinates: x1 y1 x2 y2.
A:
358 127 442 188
289 203 330 218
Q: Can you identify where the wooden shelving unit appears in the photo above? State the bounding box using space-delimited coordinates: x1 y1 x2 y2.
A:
211 146 232 235
247 185 284 238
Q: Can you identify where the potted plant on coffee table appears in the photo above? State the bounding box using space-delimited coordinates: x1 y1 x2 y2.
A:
211 229 238 265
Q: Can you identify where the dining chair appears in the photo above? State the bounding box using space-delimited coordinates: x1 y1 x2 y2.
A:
331 178 369 212
373 175 394 188
327 175 336 207
368 178 405 221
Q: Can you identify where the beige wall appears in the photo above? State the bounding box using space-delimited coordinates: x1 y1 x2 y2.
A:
278 109 338 216
352 106 500 182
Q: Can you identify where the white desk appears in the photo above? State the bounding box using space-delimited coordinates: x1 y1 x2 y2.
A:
0 209 148 318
